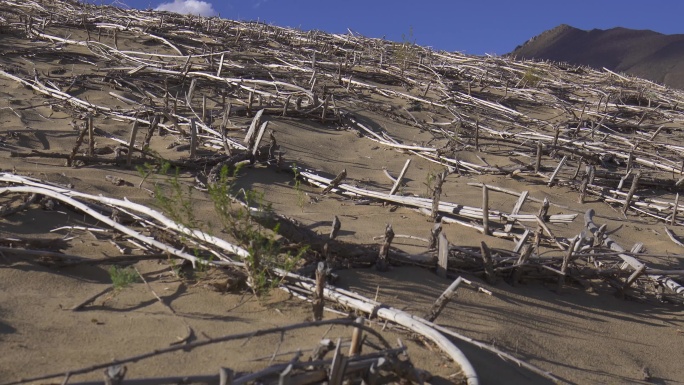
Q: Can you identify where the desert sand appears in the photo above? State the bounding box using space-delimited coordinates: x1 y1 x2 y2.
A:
1 1 684 384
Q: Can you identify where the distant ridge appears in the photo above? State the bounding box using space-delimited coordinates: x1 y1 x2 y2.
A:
510 25 684 89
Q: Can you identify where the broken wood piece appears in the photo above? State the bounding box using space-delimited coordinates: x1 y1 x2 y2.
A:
480 241 496 284
512 229 531 254
672 193 680 226
431 170 447 221
557 236 578 293
482 184 489 235
330 216 341 240
389 159 411 195
424 276 464 322
376 224 394 271
251 121 269 156
534 141 543 173
328 339 348 385
348 317 364 356
503 190 528 232
189 118 197 159
436 232 449 279
512 244 532 286
664 227 684 248
313 262 325 321
68 123 89 167
104 365 126 385
322 169 347 195
126 120 139 166
428 221 442 250
623 171 641 214
547 155 567 186
244 109 264 147
87 114 94 156
623 264 647 291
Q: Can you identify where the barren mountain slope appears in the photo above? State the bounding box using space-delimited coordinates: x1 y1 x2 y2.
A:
511 24 684 89
1 1 684 384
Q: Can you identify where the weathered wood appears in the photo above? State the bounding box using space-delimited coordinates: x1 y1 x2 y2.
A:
504 190 528 232
431 171 447 221
330 216 341 240
376 224 394 272
126 120 139 166
557 236 578 293
87 114 94 156
424 276 464 322
189 118 197 159
480 242 495 284
547 155 567 186
534 141 543 173
623 171 641 214
436 232 449 279
389 159 411 195
322 169 347 195
312 262 325 321
348 317 364 356
428 221 442 250
672 193 680 226
482 184 490 235
328 339 348 385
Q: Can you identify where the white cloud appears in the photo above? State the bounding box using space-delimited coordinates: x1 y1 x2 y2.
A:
155 0 216 16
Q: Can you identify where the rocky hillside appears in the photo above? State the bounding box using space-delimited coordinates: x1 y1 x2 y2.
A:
510 24 684 89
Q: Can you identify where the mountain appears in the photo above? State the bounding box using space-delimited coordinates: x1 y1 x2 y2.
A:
510 24 684 89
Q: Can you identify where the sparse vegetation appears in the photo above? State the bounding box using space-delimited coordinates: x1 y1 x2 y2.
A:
108 266 139 291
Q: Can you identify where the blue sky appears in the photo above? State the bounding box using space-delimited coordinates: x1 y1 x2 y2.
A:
96 0 684 55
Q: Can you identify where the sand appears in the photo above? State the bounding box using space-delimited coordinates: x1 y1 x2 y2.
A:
1 1 684 384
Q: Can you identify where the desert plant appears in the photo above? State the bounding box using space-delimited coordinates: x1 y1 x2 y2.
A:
145 161 304 298
393 26 418 72
108 266 139 290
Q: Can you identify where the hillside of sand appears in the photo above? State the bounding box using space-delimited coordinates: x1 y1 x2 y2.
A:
1 1 684 384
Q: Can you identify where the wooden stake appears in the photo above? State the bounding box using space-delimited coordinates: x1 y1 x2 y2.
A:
312 262 325 321
436 232 449 279
330 215 341 240
579 178 589 204
87 114 94 156
247 91 253 116
474 120 480 151
623 171 641 214
348 317 364 356
504 190 528 232
534 141 543 173
376 224 394 271
480 242 495 284
552 124 561 147
389 159 411 195
244 109 264 148
251 121 269 156
557 236 578 293
217 53 225 77
321 94 329 123
424 276 463 322
189 118 197 159
547 155 567 187
512 244 532 286
202 95 207 123
126 120 139 166
672 193 680 226
482 184 490 235
428 221 442 250
329 339 347 385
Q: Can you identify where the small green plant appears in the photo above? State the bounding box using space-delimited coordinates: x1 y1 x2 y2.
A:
393 26 418 72
145 160 305 299
108 266 139 290
291 164 306 210
521 68 543 88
